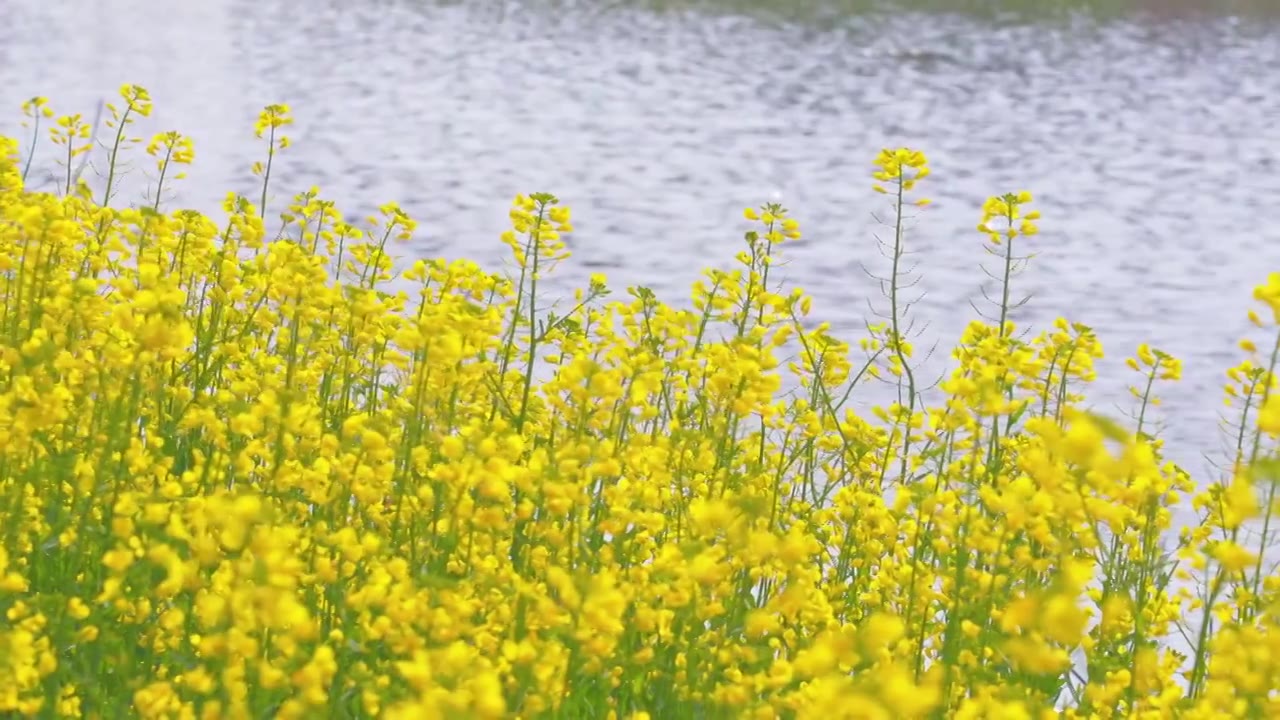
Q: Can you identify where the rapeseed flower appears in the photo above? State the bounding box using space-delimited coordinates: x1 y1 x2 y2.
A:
1 89 1279 719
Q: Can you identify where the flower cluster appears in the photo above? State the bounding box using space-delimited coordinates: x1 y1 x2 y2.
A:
2 88 1279 719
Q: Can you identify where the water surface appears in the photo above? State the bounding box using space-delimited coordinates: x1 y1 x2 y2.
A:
2 0 1279 477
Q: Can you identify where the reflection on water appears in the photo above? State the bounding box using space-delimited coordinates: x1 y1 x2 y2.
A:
1 0 1278 479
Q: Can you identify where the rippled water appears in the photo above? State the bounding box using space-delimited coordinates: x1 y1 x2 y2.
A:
3 0 1279 475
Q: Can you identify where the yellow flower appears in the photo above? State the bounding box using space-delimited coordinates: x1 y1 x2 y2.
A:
1208 541 1256 573
6 93 1280 720
1253 272 1280 323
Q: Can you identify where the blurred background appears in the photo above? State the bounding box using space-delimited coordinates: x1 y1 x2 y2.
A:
1 0 1277 474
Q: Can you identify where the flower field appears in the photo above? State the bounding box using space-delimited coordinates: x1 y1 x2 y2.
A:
2 85 1280 718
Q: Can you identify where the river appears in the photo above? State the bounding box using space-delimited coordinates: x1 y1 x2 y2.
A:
2 0 1278 478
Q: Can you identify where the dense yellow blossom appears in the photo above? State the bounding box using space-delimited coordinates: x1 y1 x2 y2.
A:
1 88 1279 718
